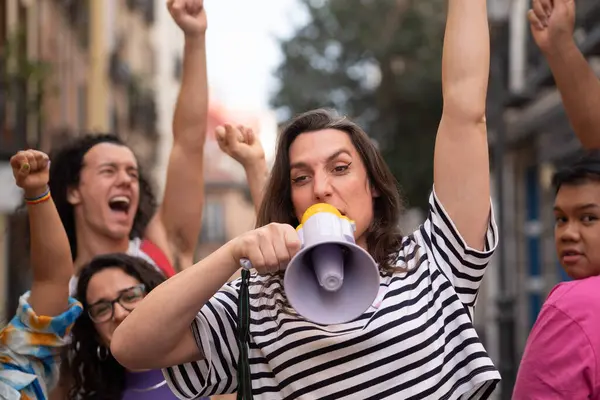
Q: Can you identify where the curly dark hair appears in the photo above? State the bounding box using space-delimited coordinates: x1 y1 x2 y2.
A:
64 253 166 400
49 133 157 260
553 149 600 192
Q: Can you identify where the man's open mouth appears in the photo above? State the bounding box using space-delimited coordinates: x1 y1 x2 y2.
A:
108 196 131 214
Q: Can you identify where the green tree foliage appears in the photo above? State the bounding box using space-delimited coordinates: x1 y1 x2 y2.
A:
2 27 53 123
272 0 446 210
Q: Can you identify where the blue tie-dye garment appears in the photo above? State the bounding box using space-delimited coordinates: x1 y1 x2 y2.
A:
0 292 83 400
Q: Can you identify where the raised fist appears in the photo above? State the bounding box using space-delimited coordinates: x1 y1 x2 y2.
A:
167 0 207 37
216 124 266 168
528 0 576 54
10 150 50 198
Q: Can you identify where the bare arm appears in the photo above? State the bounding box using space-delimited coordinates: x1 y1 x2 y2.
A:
111 222 300 371
433 0 491 250
545 42 600 148
111 241 240 370
245 160 269 214
28 195 73 316
216 124 268 214
11 151 73 316
146 10 209 268
528 0 600 148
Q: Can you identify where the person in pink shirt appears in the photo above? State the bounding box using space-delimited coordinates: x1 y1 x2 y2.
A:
513 0 600 398
513 153 600 399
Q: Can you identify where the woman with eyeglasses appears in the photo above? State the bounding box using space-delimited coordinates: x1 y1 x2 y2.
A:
56 253 209 400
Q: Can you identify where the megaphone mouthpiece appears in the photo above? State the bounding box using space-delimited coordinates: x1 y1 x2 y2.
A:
311 245 344 292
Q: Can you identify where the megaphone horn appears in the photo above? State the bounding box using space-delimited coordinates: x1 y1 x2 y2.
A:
283 204 380 325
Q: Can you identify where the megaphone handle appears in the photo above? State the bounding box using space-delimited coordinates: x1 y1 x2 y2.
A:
236 260 253 400
240 258 252 270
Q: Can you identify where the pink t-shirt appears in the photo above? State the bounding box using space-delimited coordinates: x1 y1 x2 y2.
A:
513 275 600 399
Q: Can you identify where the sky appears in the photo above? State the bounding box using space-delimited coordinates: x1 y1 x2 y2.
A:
203 0 306 112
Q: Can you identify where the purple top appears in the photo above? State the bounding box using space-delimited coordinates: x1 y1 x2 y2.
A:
122 369 209 400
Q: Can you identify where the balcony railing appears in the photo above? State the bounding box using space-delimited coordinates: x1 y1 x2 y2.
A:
507 5 600 106
526 24 600 90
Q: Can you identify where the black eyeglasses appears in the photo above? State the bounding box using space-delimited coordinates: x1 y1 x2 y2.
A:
87 284 146 323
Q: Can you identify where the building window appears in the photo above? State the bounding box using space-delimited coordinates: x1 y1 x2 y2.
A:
111 107 119 134
201 201 226 243
0 2 6 45
77 84 87 131
146 44 156 77
525 165 542 327
142 0 155 25
173 56 183 81
64 0 89 48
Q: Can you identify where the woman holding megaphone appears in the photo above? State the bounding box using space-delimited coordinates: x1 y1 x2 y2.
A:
111 0 499 398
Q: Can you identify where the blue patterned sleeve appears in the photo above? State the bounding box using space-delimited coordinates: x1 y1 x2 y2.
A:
0 291 83 400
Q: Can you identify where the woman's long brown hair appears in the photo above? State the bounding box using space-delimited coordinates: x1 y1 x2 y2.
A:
256 108 406 273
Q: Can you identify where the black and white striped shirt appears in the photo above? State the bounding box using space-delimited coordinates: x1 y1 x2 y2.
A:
163 189 500 399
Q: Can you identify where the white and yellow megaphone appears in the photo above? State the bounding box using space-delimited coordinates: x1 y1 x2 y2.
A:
283 204 380 325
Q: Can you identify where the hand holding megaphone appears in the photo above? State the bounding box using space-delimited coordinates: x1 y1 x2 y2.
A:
238 204 380 325
231 223 301 275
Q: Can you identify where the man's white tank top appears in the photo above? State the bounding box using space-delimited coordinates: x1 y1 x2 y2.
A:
68 238 159 296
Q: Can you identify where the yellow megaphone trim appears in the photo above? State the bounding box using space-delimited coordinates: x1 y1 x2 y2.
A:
296 203 353 231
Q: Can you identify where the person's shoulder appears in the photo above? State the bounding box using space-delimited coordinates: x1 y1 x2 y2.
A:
546 276 600 319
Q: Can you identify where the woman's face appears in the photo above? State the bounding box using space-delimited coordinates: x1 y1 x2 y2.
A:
86 268 145 346
289 129 378 249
